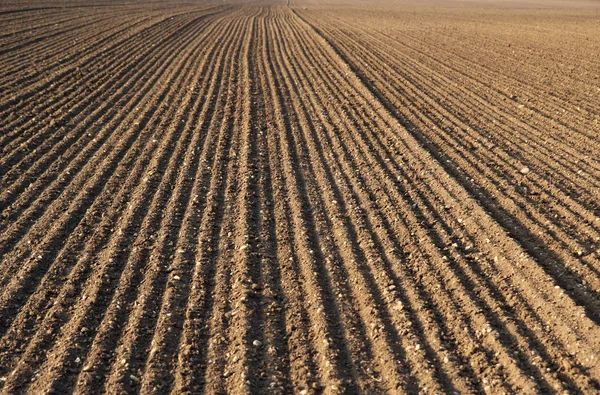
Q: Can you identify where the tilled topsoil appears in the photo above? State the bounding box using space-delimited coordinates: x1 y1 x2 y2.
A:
1 0 600 393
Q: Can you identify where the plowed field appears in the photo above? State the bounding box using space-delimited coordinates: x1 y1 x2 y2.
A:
2 0 600 393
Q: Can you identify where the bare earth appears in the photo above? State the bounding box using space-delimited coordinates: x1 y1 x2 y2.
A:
1 0 600 393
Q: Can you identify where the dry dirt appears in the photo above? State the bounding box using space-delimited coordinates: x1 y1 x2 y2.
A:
1 0 600 393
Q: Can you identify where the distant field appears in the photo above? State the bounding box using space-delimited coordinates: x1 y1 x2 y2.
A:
1 0 600 393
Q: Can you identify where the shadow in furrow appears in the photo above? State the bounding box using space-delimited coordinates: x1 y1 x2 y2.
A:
293 9 600 328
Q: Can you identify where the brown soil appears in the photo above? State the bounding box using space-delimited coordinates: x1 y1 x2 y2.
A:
1 0 600 393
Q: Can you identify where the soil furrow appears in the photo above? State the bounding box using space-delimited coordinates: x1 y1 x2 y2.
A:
137 9 254 394
2 1 600 392
292 6 600 392
0 12 234 392
0 11 226 265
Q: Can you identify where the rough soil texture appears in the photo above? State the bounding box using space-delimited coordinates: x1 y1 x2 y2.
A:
1 0 600 393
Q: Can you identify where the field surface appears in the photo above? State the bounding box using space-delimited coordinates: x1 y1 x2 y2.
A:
2 0 600 393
